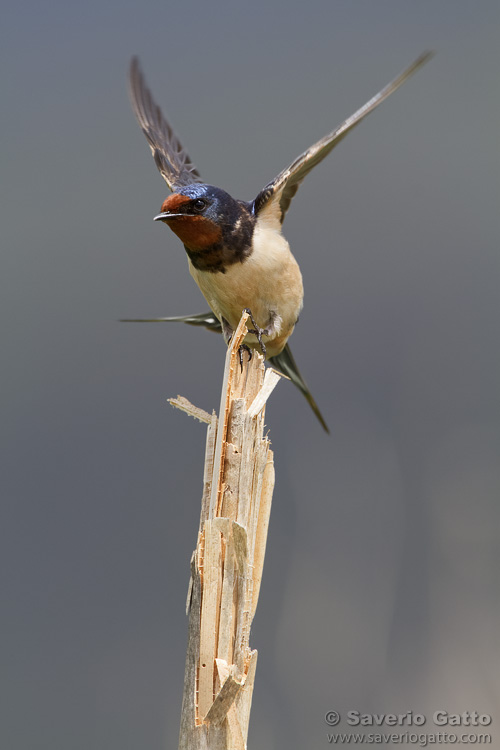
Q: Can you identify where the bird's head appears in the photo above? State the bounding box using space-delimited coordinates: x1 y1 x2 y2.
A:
154 184 247 253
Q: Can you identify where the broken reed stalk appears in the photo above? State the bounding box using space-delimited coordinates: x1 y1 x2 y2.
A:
170 312 282 750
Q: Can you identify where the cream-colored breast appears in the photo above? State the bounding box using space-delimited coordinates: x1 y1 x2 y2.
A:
188 221 303 354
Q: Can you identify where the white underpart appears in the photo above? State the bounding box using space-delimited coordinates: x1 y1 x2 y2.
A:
188 218 304 357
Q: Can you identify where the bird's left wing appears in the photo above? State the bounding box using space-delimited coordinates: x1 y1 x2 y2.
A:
253 52 433 225
129 57 203 190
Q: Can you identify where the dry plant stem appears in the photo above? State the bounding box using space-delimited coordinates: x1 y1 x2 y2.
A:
174 312 280 750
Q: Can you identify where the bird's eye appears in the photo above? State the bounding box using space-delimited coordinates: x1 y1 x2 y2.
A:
193 199 207 212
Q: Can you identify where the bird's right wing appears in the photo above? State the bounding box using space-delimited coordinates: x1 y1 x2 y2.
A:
253 52 433 225
129 57 203 190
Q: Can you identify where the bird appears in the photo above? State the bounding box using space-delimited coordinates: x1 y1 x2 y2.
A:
123 52 432 432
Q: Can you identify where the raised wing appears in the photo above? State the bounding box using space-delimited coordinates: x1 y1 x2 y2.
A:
253 52 433 224
129 57 203 190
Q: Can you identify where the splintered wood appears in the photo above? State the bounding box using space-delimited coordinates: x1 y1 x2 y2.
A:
175 313 280 750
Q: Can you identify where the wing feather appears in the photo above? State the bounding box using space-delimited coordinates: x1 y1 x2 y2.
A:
129 57 202 190
254 52 433 223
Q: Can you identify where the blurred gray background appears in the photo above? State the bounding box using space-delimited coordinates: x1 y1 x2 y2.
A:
2 1 499 748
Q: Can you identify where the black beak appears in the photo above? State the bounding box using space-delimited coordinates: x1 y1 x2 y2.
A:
153 212 183 222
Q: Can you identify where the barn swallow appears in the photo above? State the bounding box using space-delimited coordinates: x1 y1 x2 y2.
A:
124 53 432 432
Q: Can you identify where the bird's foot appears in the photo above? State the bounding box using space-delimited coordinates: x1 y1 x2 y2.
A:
238 343 252 371
243 308 267 357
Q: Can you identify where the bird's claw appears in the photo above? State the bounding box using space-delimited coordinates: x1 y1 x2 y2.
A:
243 308 267 357
238 344 252 371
